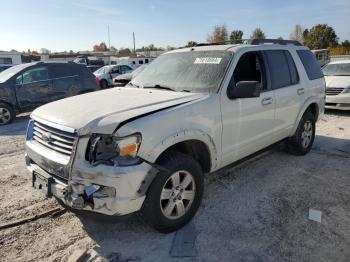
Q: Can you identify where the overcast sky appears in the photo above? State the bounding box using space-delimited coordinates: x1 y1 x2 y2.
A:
1 0 349 52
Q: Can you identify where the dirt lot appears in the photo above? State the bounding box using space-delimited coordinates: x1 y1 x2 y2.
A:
0 111 349 262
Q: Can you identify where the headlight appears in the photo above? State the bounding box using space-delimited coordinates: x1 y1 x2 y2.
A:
87 133 142 166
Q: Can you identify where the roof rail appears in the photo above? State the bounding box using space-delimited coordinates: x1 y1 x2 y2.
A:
195 38 302 47
249 38 302 46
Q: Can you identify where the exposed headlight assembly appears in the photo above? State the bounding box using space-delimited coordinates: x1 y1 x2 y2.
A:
87 133 142 166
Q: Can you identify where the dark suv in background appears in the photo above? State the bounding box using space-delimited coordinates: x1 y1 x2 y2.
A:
0 61 100 125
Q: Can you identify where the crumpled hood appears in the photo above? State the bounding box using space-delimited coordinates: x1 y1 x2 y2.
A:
32 87 206 134
325 75 350 89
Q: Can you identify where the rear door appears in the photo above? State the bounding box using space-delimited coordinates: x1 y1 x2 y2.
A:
49 64 81 102
264 50 303 141
15 65 52 111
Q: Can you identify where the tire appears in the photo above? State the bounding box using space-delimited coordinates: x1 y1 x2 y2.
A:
141 151 204 233
286 111 315 155
0 103 15 126
100 79 108 89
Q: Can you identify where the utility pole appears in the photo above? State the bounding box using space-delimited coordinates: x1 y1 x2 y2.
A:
133 32 136 56
107 25 111 49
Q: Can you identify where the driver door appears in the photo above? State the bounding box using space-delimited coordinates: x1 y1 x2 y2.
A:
15 66 52 111
220 51 276 166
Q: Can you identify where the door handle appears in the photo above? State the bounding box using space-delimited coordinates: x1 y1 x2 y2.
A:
297 88 305 95
261 97 273 105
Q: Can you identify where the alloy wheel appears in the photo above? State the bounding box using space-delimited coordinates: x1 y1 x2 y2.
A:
160 170 196 220
0 107 11 125
301 120 313 148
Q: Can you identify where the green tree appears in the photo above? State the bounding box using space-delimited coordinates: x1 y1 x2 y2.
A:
303 24 338 49
230 30 243 43
185 41 198 47
251 28 266 39
207 24 229 43
277 36 284 40
341 40 350 48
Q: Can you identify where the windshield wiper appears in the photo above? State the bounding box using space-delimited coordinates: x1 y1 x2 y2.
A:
143 84 176 91
128 82 140 88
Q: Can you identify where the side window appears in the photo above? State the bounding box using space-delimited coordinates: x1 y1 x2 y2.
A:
233 51 266 90
121 65 132 73
15 74 23 85
297 50 323 80
265 50 292 89
284 51 299 85
22 67 49 85
51 65 76 78
145 59 149 64
139 60 144 65
110 66 119 74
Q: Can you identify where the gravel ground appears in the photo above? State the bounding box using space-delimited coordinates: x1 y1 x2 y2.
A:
0 111 349 262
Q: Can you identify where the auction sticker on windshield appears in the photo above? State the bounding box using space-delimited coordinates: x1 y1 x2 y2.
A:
194 57 222 64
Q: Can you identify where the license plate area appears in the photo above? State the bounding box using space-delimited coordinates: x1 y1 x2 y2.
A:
32 172 54 197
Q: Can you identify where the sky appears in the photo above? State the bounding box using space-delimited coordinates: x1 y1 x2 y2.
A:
1 0 350 52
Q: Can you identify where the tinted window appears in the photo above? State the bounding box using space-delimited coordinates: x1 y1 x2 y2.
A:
265 50 291 89
285 51 299 85
297 50 323 80
22 67 48 84
121 65 132 73
51 64 76 78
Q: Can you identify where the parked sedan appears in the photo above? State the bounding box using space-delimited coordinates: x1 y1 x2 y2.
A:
94 64 133 89
323 60 350 110
0 61 100 125
113 64 147 86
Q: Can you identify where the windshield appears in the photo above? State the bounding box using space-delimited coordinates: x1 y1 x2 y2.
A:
323 63 350 76
0 64 29 83
130 50 232 92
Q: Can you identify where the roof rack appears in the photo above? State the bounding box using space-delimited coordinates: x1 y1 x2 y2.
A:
195 38 302 47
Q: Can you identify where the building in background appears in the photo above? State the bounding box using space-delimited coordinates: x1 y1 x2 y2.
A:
0 51 22 64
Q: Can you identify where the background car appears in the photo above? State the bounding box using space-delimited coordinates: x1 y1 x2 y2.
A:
0 61 100 125
323 60 350 110
94 64 133 89
113 64 147 86
0 64 14 73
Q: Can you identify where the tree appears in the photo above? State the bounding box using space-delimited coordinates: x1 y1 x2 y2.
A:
230 30 243 44
117 48 132 57
185 41 197 47
251 28 266 39
207 24 229 43
277 36 284 40
93 42 108 52
289 24 304 43
341 40 350 48
303 24 338 49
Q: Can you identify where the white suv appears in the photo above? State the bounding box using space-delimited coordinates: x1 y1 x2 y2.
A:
25 39 325 233
94 64 133 89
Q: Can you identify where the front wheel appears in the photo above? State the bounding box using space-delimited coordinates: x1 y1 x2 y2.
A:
0 103 15 126
100 79 108 89
286 111 315 155
141 151 204 233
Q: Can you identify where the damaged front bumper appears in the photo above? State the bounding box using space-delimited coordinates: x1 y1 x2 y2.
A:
25 136 156 216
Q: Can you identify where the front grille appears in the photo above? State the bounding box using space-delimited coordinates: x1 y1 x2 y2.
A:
326 87 344 96
32 120 76 156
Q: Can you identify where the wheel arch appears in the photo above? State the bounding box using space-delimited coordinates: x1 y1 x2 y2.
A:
291 99 320 135
141 130 218 173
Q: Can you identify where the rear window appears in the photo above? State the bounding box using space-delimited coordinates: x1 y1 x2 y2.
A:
297 50 323 80
51 64 77 78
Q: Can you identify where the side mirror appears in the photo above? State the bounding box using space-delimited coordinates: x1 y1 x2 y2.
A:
227 81 261 99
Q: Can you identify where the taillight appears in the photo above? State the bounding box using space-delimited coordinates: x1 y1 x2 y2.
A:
94 77 100 86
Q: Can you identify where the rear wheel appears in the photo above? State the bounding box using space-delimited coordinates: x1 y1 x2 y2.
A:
141 151 204 233
100 79 108 89
0 103 15 126
286 111 315 155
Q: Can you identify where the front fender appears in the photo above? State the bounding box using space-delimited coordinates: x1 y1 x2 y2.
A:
138 129 219 171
